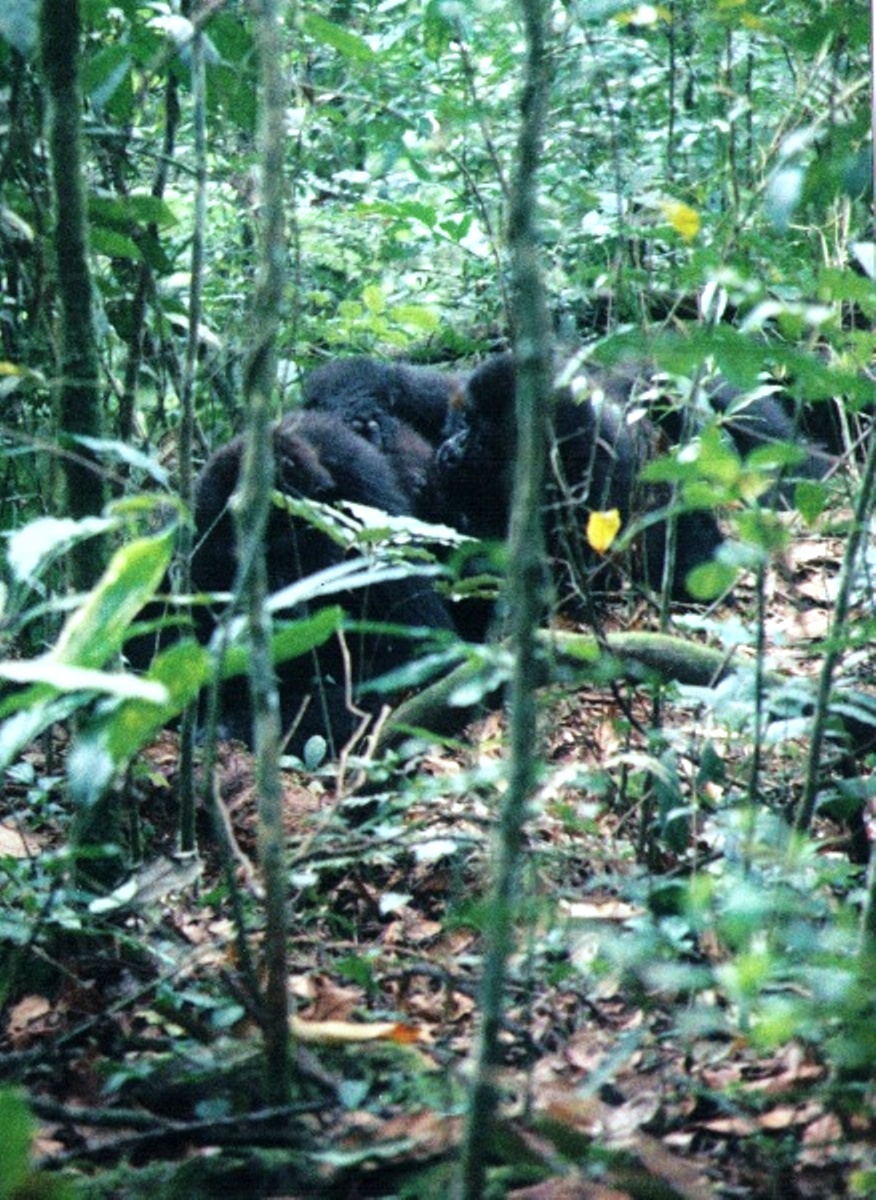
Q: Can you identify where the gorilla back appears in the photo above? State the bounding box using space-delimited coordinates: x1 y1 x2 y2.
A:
192 409 454 753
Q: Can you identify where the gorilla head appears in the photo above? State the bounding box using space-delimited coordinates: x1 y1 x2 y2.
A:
436 353 725 603
301 357 463 519
302 356 458 443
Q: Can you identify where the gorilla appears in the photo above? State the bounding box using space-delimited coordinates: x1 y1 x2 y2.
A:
652 374 835 495
188 409 455 753
301 356 463 520
435 353 727 608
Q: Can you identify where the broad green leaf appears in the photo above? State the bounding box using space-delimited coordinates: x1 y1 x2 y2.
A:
67 640 212 811
736 509 791 555
74 435 171 487
794 480 827 525
745 441 807 472
0 695 83 773
684 559 738 601
301 14 376 61
423 0 455 59
7 515 115 585
83 43 133 115
362 284 386 315
53 532 175 669
89 227 142 262
218 607 344 680
0 660 167 702
388 304 440 332
89 193 178 232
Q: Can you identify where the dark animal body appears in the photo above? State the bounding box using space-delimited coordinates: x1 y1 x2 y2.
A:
435 353 727 608
301 356 463 520
189 409 454 752
126 351 836 757
652 374 835 494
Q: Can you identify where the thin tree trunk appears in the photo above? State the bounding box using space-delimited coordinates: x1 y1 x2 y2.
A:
234 0 291 1105
40 0 107 589
176 9 208 856
457 2 553 1195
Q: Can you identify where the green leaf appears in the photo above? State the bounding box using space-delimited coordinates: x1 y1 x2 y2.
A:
361 200 437 228
0 695 82 773
301 14 376 61
684 559 738 601
388 304 440 332
53 532 175 670
106 641 210 755
362 284 386 315
736 509 791 555
0 2 38 55
794 480 828 525
83 42 133 116
218 607 344 680
74 435 171 486
0 660 167 702
745 441 807 472
423 0 455 59
7 515 115 585
67 639 212 811
89 193 178 232
89 227 142 262
0 1088 34 1199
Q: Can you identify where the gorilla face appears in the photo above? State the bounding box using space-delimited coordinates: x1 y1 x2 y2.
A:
433 353 725 602
436 354 520 539
436 353 641 539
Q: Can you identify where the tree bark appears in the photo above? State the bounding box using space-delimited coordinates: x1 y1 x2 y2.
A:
458 1 553 1195
40 0 107 590
234 0 291 1105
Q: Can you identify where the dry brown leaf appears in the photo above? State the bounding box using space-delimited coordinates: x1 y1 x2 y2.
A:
0 823 33 857
758 1102 821 1132
600 1092 662 1143
630 1133 714 1200
7 995 53 1047
700 1114 758 1135
541 1092 711 1199
341 1109 463 1161
559 899 644 922
298 972 363 1022
799 1112 844 1166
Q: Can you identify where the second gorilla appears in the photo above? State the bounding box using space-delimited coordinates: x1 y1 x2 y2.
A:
191 408 455 753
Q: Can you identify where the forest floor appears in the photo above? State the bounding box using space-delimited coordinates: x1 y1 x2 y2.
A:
2 522 875 1199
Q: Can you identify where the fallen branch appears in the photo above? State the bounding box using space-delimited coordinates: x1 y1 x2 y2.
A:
381 628 744 746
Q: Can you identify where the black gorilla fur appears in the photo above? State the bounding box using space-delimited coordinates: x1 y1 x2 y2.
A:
301 356 462 519
436 353 726 604
190 409 454 752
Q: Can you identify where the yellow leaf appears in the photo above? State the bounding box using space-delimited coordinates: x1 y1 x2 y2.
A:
586 509 622 555
661 200 701 241
615 4 671 26
290 1015 421 1044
